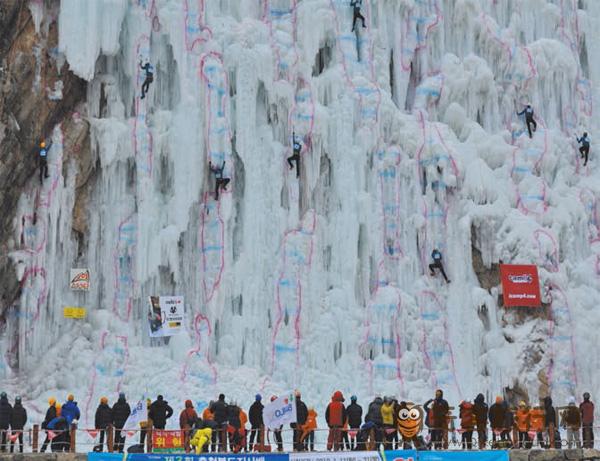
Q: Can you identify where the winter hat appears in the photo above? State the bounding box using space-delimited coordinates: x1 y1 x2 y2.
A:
569 396 576 405
495 396 503 404
270 395 277 402
519 401 526 407
295 390 301 398
351 395 357 402
40 141 46 148
15 396 21 403
48 397 56 405
119 392 126 400
56 403 62 416
157 395 164 401
435 389 443 398
218 394 225 401
0 392 6 399
255 394 262 402
583 392 590 401
67 394 74 401
100 397 108 404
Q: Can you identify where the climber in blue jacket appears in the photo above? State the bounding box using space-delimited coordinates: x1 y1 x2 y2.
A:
429 249 450 283
287 132 302 178
140 61 154 99
39 140 52 184
577 132 590 166
517 105 537 138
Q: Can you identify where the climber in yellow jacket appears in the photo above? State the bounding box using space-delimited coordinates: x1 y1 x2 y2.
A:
190 427 212 454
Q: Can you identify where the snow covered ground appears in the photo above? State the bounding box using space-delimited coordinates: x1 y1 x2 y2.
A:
2 0 600 444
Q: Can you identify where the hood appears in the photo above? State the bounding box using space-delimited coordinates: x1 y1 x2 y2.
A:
373 397 383 404
475 394 485 404
332 391 344 402
185 400 193 408
461 401 473 409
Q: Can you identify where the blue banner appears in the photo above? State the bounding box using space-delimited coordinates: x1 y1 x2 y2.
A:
89 453 290 461
381 450 418 461
416 451 508 461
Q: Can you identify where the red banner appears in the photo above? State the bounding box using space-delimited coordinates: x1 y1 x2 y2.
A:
500 264 541 307
152 429 184 453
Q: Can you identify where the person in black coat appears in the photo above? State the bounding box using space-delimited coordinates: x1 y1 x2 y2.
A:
488 397 509 446
9 396 26 453
346 396 363 449
149 395 173 430
365 397 383 449
94 397 112 452
292 392 308 451
473 394 488 449
112 393 131 453
40 398 57 452
248 395 264 448
210 394 228 451
0 392 13 452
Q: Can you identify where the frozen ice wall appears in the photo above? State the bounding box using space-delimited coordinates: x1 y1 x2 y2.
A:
3 0 600 432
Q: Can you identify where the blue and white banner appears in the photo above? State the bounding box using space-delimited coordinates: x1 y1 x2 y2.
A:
89 453 290 461
417 451 508 461
379 450 418 461
123 398 148 431
263 392 297 430
291 452 383 461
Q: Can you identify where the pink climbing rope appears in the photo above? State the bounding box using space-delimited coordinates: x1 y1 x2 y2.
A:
112 213 136 322
180 313 218 385
133 34 154 177
199 193 225 305
184 0 212 54
533 228 559 273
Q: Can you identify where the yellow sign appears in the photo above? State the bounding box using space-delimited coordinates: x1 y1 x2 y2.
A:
63 307 86 319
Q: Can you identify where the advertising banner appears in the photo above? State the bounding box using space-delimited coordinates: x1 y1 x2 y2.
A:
500 264 541 307
123 398 148 431
63 306 86 319
417 451 508 461
263 392 297 429
152 429 184 453
148 295 184 337
380 450 418 461
70 268 90 291
291 451 412 461
88 453 290 461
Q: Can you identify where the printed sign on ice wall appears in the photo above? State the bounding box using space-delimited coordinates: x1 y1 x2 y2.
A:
147 296 184 337
70 268 90 290
500 264 541 307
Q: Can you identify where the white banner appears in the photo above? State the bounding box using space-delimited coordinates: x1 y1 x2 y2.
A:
70 268 90 291
263 392 297 430
291 451 383 461
148 296 184 337
123 398 148 431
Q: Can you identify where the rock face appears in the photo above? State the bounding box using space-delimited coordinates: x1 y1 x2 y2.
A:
0 2 87 320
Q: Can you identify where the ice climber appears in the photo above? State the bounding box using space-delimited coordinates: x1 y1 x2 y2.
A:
346 395 362 450
40 397 57 452
0 392 12 452
248 394 264 449
580 392 594 449
287 132 301 178
517 104 537 138
149 395 173 430
350 0 366 32
180 400 198 452
209 161 230 201
94 397 112 452
429 248 450 283
140 61 154 99
39 140 51 184
10 396 26 454
325 390 346 451
473 394 488 449
577 132 590 166
112 393 131 453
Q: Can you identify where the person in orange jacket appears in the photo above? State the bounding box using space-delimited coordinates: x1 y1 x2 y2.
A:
529 404 545 448
239 408 248 451
326 391 346 451
202 403 216 452
515 401 531 448
459 401 476 450
180 400 198 453
301 408 317 451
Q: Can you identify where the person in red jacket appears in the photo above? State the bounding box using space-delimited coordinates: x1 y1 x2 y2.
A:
325 391 346 451
459 401 475 449
180 400 198 453
580 392 594 449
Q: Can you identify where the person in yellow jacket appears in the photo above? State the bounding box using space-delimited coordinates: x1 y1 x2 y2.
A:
301 408 317 451
381 397 396 449
139 399 152 448
190 427 213 454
